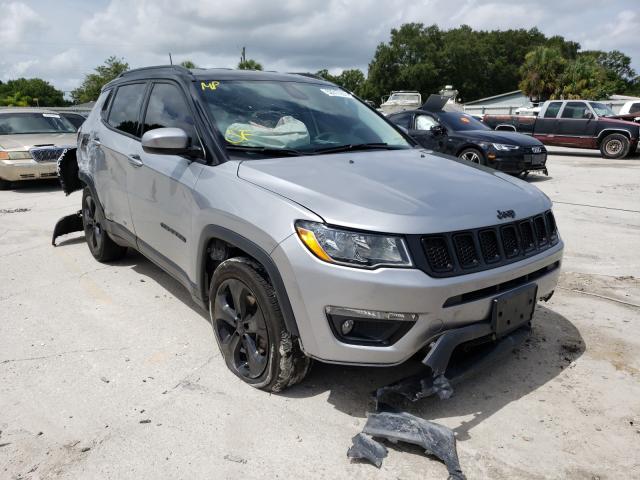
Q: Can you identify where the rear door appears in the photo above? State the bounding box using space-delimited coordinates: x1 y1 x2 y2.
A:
97 82 148 237
127 81 204 279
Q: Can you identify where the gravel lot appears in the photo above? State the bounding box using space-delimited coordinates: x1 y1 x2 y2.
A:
1 148 639 479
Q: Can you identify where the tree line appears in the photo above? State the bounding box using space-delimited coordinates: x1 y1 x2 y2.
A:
1 24 637 107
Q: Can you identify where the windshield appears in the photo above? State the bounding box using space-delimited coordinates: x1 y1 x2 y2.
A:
438 112 489 132
589 102 615 117
198 80 411 155
0 112 76 135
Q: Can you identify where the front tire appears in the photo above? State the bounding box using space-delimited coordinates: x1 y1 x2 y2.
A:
82 188 127 262
209 257 311 392
458 148 485 165
0 179 11 190
600 134 630 159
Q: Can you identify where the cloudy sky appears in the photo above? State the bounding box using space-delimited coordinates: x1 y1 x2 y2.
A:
2 0 638 96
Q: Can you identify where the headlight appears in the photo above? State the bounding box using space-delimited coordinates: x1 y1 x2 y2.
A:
0 150 32 161
295 220 412 268
492 143 520 151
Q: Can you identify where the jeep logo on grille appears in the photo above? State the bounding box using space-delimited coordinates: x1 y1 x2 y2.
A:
532 146 542 154
497 209 516 220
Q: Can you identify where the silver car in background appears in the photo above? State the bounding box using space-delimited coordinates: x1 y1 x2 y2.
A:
0 108 76 189
73 66 563 392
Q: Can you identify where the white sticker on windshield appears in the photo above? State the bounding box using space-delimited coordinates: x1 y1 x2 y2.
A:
320 88 352 98
42 113 60 118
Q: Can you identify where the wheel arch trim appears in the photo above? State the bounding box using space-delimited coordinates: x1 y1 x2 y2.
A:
196 225 300 336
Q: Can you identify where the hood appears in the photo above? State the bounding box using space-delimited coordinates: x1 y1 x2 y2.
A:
237 149 551 234
0 132 76 151
455 129 543 146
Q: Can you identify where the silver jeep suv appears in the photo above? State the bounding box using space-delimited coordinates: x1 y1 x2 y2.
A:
75 66 563 391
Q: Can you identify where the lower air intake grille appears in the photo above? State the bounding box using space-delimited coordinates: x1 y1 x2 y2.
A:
417 210 559 278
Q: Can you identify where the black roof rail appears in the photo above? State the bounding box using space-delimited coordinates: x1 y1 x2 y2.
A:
117 64 193 79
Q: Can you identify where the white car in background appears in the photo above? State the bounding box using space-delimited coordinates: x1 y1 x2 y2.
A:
0 108 76 189
618 100 640 115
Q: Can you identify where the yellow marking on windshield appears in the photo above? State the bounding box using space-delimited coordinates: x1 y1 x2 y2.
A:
201 81 220 91
225 128 253 144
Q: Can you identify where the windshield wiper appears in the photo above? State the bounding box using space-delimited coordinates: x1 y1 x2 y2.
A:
310 143 405 154
225 145 306 157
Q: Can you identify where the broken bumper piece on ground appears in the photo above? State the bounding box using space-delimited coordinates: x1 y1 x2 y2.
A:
359 411 466 480
349 323 530 477
52 147 85 246
346 433 388 468
52 210 83 246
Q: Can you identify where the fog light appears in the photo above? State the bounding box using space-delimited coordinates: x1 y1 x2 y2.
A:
341 319 355 335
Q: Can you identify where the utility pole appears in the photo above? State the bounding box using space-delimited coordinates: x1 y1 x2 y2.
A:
240 47 246 64
169 53 173 65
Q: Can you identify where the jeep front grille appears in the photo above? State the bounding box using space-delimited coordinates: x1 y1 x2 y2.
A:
416 210 559 277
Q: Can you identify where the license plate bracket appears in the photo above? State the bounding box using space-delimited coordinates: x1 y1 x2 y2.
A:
491 284 537 337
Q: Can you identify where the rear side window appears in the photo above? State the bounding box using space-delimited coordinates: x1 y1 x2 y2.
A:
142 83 197 143
544 102 562 118
108 83 146 137
630 102 640 114
100 90 113 119
561 101 589 119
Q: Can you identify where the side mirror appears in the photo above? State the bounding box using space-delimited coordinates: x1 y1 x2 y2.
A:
584 110 594 119
430 125 447 136
141 127 200 156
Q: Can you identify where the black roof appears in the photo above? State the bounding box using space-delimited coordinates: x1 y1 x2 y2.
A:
105 65 333 89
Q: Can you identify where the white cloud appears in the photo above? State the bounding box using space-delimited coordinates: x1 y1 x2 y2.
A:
0 1 42 46
1 0 639 94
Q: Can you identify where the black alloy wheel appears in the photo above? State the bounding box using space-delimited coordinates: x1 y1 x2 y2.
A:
214 278 269 379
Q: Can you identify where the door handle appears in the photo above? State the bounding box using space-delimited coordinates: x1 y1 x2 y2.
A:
90 138 101 146
127 154 144 167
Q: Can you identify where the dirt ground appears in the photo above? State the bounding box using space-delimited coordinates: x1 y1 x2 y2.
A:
1 147 639 479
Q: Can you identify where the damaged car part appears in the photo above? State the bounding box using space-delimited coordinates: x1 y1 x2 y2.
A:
346 433 388 468
52 210 83 246
362 411 465 480
376 323 531 409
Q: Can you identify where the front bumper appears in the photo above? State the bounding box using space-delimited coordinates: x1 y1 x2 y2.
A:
0 159 58 182
486 149 547 174
272 234 563 365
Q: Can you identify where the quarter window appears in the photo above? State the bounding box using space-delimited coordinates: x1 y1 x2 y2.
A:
107 83 146 137
629 102 640 114
544 102 562 118
142 83 197 143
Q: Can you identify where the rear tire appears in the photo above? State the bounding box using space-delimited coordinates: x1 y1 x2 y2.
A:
82 187 127 262
209 257 311 392
0 179 11 190
599 134 630 159
458 148 485 165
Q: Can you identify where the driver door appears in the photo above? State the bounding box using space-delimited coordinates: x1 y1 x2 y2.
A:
126 81 204 279
409 113 444 150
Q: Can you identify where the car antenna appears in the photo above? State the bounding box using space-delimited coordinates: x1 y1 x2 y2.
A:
169 52 173 65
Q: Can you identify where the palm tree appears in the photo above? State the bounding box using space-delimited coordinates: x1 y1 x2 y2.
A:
519 46 566 101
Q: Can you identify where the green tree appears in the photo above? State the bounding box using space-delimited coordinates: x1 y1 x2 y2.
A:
238 59 263 70
316 69 367 97
71 56 129 103
180 60 197 69
519 46 567 101
0 78 66 106
561 55 612 99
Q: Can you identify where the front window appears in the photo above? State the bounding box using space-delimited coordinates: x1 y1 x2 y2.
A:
589 102 615 117
0 112 76 135
415 114 439 131
437 112 489 131
198 80 411 156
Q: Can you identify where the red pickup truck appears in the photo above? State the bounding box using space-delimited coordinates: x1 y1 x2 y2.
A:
483 100 639 159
